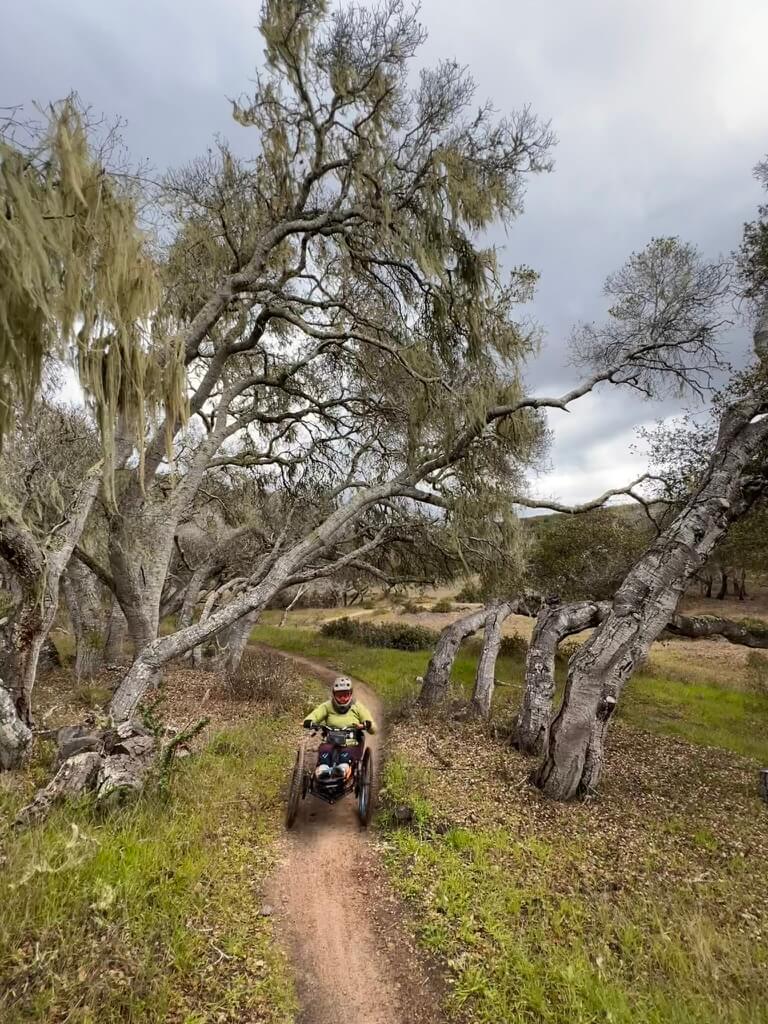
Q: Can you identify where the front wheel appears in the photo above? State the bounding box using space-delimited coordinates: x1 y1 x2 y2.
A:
357 748 374 826
285 746 305 829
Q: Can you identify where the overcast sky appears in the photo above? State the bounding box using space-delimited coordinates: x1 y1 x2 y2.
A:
3 0 767 504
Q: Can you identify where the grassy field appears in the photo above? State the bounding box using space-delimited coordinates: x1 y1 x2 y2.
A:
0 669 321 1024
252 624 768 763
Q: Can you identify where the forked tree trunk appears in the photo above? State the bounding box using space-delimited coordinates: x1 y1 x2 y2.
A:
107 400 236 658
417 606 491 707
515 599 609 755
534 386 768 801
0 465 101 753
470 601 516 717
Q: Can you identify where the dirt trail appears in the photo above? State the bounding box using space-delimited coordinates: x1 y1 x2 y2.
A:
261 646 445 1024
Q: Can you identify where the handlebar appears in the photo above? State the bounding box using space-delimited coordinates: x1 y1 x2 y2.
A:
307 724 367 739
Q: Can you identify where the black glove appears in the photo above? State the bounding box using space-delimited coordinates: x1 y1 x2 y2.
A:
364 720 372 732
303 719 313 730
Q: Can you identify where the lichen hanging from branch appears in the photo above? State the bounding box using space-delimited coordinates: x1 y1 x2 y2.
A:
0 97 187 488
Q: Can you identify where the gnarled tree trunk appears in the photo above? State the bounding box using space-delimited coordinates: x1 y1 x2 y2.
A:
107 398 234 658
0 464 101 761
515 599 609 755
417 606 491 707
534 382 768 801
470 601 516 717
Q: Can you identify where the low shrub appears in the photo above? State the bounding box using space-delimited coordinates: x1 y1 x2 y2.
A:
499 633 528 660
224 648 301 708
320 616 440 651
399 598 427 614
432 598 455 613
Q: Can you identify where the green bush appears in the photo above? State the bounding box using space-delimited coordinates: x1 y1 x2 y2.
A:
400 598 427 614
499 633 528 660
432 598 455 613
320 616 440 651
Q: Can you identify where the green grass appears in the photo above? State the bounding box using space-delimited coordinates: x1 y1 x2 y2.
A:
622 675 768 762
254 625 768 762
252 624 524 710
378 751 768 1024
382 817 768 1024
0 718 299 1024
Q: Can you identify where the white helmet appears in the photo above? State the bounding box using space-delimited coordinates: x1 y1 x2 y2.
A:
331 675 353 711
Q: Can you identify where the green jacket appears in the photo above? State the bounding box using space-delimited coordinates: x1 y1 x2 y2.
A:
306 699 378 743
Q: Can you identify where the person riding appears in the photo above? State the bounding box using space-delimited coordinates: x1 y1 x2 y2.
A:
303 676 377 781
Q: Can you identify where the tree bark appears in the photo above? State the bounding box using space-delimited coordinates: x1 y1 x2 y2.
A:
62 560 108 681
417 606 491 707
16 751 103 824
107 395 234 658
219 609 261 674
104 598 128 663
470 602 516 717
0 462 101 752
515 599 609 755
534 383 768 801
0 684 32 769
716 569 729 599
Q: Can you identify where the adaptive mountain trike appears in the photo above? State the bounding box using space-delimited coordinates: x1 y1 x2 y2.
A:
285 724 374 828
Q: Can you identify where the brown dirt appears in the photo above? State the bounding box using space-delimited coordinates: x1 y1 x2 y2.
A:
262 648 446 1024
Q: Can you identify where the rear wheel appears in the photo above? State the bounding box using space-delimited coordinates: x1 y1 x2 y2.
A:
285 746 305 829
357 748 374 826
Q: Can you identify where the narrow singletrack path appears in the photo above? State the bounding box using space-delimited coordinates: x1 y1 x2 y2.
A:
259 646 446 1024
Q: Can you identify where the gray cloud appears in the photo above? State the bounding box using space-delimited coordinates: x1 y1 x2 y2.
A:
3 0 766 503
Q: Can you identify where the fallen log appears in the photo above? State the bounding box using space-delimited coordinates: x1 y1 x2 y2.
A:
17 751 103 825
665 614 768 648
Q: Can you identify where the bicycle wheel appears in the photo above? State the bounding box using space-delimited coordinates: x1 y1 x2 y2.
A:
357 748 374 826
285 746 305 829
